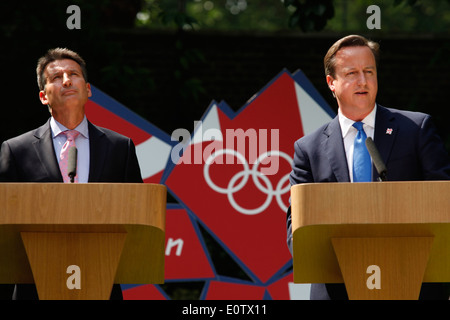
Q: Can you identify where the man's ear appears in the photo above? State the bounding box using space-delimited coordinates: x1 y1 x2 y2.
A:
39 90 49 105
86 83 92 98
326 75 336 98
326 75 335 91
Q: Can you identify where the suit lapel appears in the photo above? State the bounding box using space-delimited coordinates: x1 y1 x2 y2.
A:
321 106 396 183
373 105 397 179
32 120 63 182
87 122 107 182
324 117 350 182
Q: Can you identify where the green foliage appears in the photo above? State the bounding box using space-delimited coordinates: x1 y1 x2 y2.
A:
137 0 450 34
283 0 335 31
138 0 291 31
325 0 450 34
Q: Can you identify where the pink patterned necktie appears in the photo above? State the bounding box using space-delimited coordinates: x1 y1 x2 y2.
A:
59 130 79 183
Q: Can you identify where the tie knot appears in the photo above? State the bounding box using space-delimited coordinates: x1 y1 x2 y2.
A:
63 130 79 141
353 121 364 131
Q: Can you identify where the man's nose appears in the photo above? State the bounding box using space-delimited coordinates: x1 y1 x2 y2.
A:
357 72 367 86
62 73 72 87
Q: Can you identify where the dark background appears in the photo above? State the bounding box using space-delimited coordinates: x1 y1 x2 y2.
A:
1 1 450 151
1 0 450 299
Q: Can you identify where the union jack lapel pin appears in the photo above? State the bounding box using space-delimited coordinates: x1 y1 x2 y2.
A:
386 128 393 135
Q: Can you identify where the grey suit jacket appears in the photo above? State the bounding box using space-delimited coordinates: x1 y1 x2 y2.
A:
0 119 143 183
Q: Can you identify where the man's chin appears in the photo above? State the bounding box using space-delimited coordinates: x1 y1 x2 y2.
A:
49 101 86 113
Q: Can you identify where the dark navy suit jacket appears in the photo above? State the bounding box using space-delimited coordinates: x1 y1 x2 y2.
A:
0 118 143 299
287 105 450 299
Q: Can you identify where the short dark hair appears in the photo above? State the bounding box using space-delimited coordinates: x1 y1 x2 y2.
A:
36 48 88 91
324 35 380 78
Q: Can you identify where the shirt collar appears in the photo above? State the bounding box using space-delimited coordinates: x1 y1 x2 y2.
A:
50 115 89 139
338 104 377 138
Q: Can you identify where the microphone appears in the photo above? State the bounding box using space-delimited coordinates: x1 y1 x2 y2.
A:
67 147 78 183
365 137 387 181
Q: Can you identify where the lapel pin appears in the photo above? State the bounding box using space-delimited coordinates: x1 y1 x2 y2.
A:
386 128 393 135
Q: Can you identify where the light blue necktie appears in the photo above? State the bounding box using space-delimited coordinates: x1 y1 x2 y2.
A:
352 122 371 182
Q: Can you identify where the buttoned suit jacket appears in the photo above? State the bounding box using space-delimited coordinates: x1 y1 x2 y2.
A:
286 105 450 300
0 118 143 299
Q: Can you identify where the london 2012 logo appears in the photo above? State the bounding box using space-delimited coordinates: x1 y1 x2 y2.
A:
170 120 292 215
86 68 335 299
203 148 292 215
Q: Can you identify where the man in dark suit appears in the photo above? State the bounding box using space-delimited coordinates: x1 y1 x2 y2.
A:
286 35 450 300
0 48 142 299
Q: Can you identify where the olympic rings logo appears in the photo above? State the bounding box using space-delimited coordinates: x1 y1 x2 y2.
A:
203 149 292 215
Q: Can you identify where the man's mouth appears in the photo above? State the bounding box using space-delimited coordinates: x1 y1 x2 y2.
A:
355 91 368 95
62 89 77 95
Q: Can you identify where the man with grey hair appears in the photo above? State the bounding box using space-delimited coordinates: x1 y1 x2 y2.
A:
0 48 143 299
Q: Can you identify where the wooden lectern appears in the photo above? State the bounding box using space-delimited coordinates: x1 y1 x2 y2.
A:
0 183 166 300
290 181 450 300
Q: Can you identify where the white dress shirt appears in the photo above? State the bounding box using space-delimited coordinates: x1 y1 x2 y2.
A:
338 105 376 182
50 116 90 183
